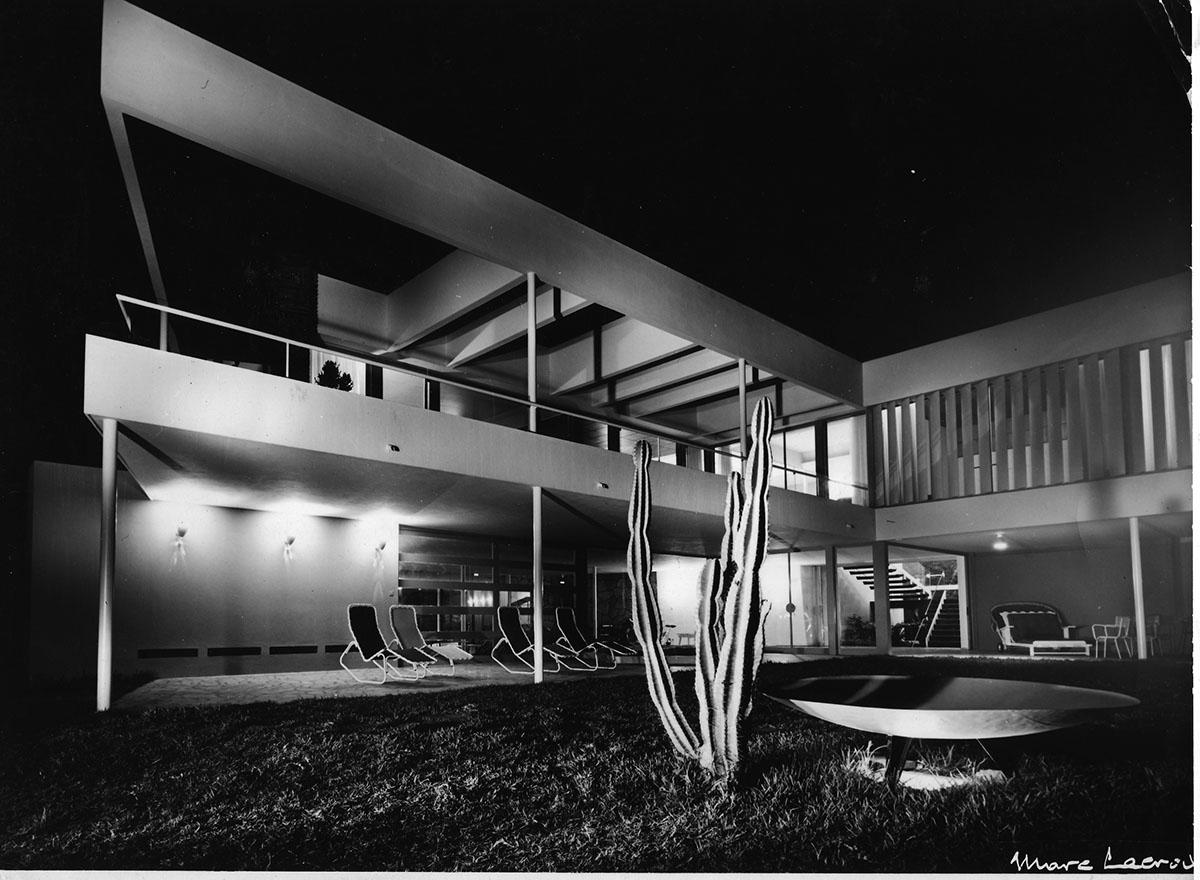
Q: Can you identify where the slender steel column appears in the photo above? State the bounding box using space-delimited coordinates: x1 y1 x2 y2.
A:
158 311 168 351
738 357 748 458
97 417 118 711
872 541 892 653
824 545 840 655
592 567 600 640
527 272 544 682
1129 517 1147 659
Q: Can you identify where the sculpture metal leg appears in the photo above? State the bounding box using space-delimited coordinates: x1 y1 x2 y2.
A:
885 736 914 787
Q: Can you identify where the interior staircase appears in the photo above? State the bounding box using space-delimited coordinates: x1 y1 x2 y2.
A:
925 590 962 648
842 565 928 609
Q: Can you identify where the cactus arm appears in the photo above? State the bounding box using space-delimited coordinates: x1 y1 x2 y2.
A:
713 397 774 769
694 558 720 769
627 441 700 759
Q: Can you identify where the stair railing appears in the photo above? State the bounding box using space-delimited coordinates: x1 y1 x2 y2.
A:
923 590 950 647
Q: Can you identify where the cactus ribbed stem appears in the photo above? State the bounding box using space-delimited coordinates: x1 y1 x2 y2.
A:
627 441 699 760
627 398 774 779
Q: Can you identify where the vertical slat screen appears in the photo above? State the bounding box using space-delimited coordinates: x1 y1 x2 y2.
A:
886 402 901 504
1119 344 1146 475
900 400 917 503
1169 338 1190 468
1046 365 1063 484
1081 353 1104 479
1011 371 1027 489
960 384 975 494
993 376 1009 491
1064 361 1085 482
1100 349 1126 477
929 390 946 499
1028 367 1045 487
871 405 887 506
869 335 1189 506
1147 342 1168 471
945 386 961 497
974 380 993 494
916 394 931 501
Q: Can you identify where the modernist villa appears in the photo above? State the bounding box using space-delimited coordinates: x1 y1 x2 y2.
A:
26 1 1191 708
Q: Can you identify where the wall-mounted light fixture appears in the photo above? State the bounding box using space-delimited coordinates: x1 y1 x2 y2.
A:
171 523 189 566
992 532 1009 551
283 534 296 560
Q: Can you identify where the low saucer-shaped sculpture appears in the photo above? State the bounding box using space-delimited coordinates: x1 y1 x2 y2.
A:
766 675 1139 787
767 674 1138 739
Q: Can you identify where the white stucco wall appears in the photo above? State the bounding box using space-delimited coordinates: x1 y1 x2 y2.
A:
29 462 399 682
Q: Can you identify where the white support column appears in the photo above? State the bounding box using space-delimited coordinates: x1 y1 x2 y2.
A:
592 567 599 640
1130 517 1148 659
824 545 840 655
872 541 892 653
158 311 168 351
97 417 118 711
527 272 544 682
738 357 748 458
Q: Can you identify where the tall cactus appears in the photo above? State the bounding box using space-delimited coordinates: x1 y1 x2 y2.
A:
627 397 774 780
627 441 700 761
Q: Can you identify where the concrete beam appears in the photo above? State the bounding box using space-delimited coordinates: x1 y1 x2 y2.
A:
100 0 862 405
875 470 1192 543
381 251 524 353
551 318 695 395
448 287 587 367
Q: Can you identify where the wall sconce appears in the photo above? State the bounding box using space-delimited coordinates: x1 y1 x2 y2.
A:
283 534 296 560
992 532 1009 551
373 537 388 565
171 523 188 566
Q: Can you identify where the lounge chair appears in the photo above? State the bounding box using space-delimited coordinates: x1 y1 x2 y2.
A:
491 606 593 674
389 604 472 676
341 603 431 683
990 602 1090 657
555 607 617 669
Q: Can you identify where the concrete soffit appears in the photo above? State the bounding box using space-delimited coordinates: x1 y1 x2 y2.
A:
98 0 863 407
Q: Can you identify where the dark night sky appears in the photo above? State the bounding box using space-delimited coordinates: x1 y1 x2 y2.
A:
0 0 1190 476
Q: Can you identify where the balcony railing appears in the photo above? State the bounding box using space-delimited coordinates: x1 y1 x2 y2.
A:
869 334 1192 506
113 294 868 504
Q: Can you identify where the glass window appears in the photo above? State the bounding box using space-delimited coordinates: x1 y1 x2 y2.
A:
827 414 867 504
783 426 817 495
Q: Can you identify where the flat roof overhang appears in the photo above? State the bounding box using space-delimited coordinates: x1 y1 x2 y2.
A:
99 0 862 408
84 335 874 555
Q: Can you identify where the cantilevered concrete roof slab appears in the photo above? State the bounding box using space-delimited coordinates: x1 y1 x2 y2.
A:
84 336 873 555
100 0 861 406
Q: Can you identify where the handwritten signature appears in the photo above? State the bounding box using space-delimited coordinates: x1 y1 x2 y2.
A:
1010 847 1194 872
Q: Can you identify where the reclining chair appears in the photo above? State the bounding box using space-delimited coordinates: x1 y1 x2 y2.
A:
555 607 617 669
341 603 432 683
491 606 593 674
389 604 473 676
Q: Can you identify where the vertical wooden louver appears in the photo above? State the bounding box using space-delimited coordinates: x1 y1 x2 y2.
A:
869 335 1191 506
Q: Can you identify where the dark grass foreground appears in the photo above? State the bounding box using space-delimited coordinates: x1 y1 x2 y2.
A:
0 657 1191 872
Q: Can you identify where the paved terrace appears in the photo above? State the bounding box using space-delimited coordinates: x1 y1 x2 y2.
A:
111 650 1108 711
114 664 647 710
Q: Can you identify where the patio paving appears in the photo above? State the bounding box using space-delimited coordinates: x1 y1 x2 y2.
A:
114 663 643 711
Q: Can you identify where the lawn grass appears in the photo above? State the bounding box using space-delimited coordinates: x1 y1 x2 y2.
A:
0 656 1191 872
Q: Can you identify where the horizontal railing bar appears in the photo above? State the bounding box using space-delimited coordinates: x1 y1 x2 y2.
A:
116 294 755 456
